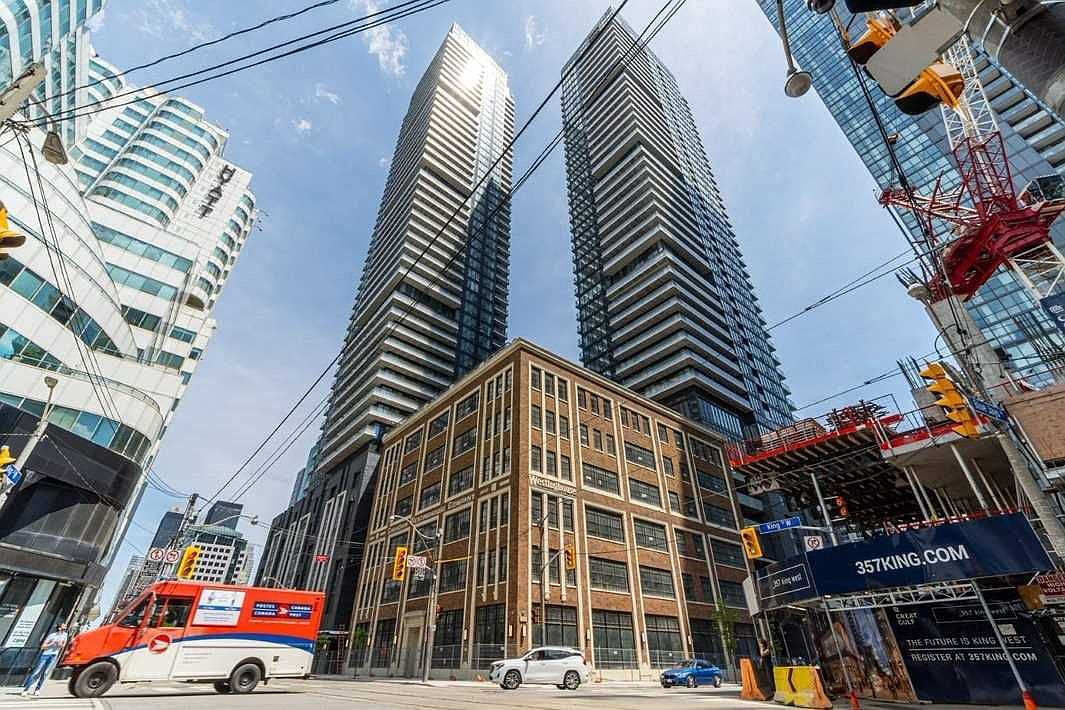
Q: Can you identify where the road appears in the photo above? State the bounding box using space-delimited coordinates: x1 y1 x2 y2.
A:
0 678 765 709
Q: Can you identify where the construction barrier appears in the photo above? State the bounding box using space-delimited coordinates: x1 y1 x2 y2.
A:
773 666 832 709
740 657 771 701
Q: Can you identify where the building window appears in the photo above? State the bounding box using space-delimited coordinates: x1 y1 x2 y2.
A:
404 431 422 453
531 367 541 390
561 455 572 481
690 618 724 666
589 557 628 592
603 398 612 420
605 433 615 455
424 445 445 471
430 412 449 436
711 539 745 568
456 392 479 419
399 463 417 487
592 610 636 669
577 388 587 408
544 372 555 394
645 615 683 667
444 509 471 542
658 424 669 442
381 579 400 603
473 605 506 669
408 572 431 599
394 496 412 517
662 456 674 477
559 416 569 438
439 561 467 593
676 531 706 560
628 478 662 507
720 580 746 608
593 429 603 451
579 424 589 446
704 504 735 528
634 519 668 551
531 445 542 472
532 493 574 531
697 470 726 493
668 491 681 513
545 410 556 434
534 605 578 647
531 404 542 429
372 618 396 667
625 442 657 470
452 427 477 455
557 378 568 401
586 507 624 542
432 609 463 668
419 481 441 509
546 450 557 475
639 566 675 598
532 547 576 586
683 573 697 599
582 463 620 494
448 466 473 496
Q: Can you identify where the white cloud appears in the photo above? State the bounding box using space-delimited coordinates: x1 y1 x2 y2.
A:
314 83 342 105
351 0 409 77
129 0 214 42
377 157 390 169
292 118 313 134
524 15 547 49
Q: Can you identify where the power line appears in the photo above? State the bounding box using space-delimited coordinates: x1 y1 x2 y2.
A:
29 0 353 108
26 0 448 127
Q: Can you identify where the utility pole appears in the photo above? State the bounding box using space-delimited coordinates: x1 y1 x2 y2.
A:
0 62 45 122
809 471 839 546
159 494 199 579
420 527 444 683
0 376 58 510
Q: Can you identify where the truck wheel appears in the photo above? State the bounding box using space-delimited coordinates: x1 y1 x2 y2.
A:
229 663 261 694
72 661 117 698
213 681 232 693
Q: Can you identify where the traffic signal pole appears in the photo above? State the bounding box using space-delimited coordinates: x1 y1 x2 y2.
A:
809 471 839 546
421 528 444 684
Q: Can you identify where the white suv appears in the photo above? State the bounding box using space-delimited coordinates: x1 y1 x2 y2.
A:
488 646 591 690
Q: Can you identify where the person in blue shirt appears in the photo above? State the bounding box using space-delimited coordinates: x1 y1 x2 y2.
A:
20 623 69 697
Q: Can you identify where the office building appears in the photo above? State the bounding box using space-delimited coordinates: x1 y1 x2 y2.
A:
561 10 793 443
0 5 255 683
349 339 757 679
756 1 1065 384
204 500 242 530
149 508 183 549
174 523 249 585
258 25 513 658
106 554 143 620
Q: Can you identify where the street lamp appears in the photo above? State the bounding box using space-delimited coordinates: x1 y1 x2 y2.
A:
0 375 59 508
390 514 442 683
206 512 260 528
42 127 68 165
777 0 812 98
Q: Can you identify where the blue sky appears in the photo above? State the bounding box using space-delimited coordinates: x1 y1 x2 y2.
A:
90 0 938 613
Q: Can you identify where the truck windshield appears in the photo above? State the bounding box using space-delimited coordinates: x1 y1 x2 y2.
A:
151 597 194 628
118 597 152 628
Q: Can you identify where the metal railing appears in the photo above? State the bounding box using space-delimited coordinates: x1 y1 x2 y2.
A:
431 644 462 669
593 647 638 669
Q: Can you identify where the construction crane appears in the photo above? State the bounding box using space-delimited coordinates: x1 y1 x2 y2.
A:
877 33 1065 304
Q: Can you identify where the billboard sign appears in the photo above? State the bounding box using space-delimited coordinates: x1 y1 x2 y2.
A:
807 513 1052 595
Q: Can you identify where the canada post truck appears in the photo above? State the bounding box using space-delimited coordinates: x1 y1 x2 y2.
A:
60 580 324 698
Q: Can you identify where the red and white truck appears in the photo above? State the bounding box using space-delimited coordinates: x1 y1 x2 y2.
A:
61 580 324 698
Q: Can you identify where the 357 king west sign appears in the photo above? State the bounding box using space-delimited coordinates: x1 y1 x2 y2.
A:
807 513 1052 595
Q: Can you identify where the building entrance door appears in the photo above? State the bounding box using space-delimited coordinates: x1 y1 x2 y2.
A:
402 626 422 677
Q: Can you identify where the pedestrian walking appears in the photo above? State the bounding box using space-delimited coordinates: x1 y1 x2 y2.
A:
20 622 69 697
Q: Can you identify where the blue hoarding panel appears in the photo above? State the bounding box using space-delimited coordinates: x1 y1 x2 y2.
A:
807 513 1052 595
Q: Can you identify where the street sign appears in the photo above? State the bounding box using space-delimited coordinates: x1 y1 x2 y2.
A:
314 554 329 562
757 516 802 534
968 396 1007 423
4 463 21 485
804 536 824 552
406 555 427 570
164 548 181 564
147 547 165 563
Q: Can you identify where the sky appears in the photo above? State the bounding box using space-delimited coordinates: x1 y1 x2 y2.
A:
89 0 938 614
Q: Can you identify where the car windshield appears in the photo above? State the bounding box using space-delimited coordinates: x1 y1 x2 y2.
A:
674 660 697 668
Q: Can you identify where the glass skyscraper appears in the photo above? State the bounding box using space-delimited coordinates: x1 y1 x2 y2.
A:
756 1 1065 383
561 10 793 441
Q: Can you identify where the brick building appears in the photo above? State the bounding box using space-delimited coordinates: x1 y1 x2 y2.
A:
348 339 756 680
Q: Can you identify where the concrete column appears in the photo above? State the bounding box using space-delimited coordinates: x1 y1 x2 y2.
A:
970 458 1004 510
905 467 930 520
951 443 990 510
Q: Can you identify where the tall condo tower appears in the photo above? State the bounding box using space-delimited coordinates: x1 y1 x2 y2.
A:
257 25 513 649
561 10 792 441
317 24 514 474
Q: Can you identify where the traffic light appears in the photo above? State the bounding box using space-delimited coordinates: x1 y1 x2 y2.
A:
834 496 849 518
740 527 763 560
564 545 576 571
920 362 981 439
894 62 964 115
0 202 26 261
176 545 201 579
847 16 898 65
391 546 408 582
0 446 15 467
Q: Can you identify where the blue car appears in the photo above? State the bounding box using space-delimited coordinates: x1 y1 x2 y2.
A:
660 659 723 688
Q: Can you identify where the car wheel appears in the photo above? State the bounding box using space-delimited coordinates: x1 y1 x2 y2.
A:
713 675 722 688
686 675 698 688
556 684 566 689
214 680 233 693
502 670 521 690
229 662 261 694
72 661 117 698
563 670 580 690
661 681 670 688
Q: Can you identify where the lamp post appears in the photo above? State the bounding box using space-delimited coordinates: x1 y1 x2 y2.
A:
391 514 443 683
776 0 812 97
0 375 59 509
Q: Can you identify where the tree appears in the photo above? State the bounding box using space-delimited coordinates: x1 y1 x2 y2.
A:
710 599 741 671
350 625 369 678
